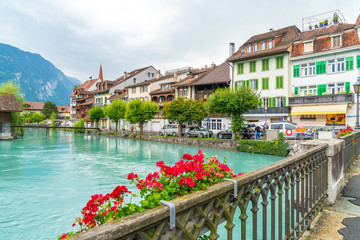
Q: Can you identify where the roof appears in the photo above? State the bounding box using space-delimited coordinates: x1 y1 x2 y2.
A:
172 67 215 87
23 101 44 110
355 14 360 26
109 92 128 100
69 78 99 97
227 25 301 62
79 99 95 106
0 92 22 112
189 62 230 86
57 106 70 113
149 88 176 95
127 75 173 88
295 23 355 42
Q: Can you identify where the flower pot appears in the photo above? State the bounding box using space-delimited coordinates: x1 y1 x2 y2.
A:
309 27 312 30
320 24 324 27
324 22 328 26
315 26 319 29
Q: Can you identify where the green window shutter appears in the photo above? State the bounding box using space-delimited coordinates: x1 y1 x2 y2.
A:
276 56 284 69
293 65 300 77
345 82 351 93
235 81 238 89
357 55 360 69
322 84 327 94
272 97 276 107
262 59 269 71
268 98 272 107
262 78 269 90
316 61 326 74
237 63 244 74
280 76 283 88
246 80 250 88
346 57 354 71
317 85 323 95
250 61 256 72
275 77 279 88
255 79 259 90
258 99 262 108
294 87 298 95
262 78 265 89
282 96 286 107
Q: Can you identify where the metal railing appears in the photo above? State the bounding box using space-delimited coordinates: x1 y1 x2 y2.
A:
341 131 360 172
74 144 328 240
246 107 291 114
289 93 353 105
93 102 108 107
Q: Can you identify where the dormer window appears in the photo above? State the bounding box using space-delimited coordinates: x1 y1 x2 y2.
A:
268 41 273 49
133 78 136 83
331 35 341 48
261 42 266 50
254 44 258 51
304 41 313 53
247 45 252 53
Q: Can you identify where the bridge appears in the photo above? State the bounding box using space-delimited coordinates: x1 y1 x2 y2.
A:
70 131 360 240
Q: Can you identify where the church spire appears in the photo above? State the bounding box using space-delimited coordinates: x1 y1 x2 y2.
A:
99 64 103 82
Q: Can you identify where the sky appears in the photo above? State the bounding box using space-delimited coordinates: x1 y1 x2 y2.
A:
0 0 359 82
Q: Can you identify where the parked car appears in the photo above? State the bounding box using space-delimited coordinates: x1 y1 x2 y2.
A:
216 127 254 139
159 124 178 136
269 122 312 140
184 126 212 138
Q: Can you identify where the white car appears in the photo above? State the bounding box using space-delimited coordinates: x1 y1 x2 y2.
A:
159 124 178 136
269 122 312 140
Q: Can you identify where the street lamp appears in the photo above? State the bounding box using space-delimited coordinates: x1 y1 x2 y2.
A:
353 77 360 129
264 105 268 129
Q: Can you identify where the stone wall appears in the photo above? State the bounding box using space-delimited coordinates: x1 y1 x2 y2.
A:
0 122 12 140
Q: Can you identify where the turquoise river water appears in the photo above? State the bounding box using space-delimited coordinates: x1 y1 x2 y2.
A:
0 130 283 240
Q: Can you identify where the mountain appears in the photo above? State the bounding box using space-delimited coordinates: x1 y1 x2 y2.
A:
0 43 81 106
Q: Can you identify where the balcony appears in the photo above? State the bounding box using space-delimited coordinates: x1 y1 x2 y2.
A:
246 107 291 114
94 103 108 107
289 93 353 105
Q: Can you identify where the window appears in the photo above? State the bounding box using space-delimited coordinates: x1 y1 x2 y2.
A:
132 87 136 94
275 76 284 89
262 59 269 71
268 41 273 49
247 46 252 53
276 56 284 69
262 78 269 90
147 73 151 77
261 42 266 50
254 44 258 51
262 98 269 108
276 97 284 107
140 85 147 93
328 60 336 73
357 55 360 69
337 83 345 93
178 87 188 96
316 61 326 74
237 63 244 74
304 41 313 52
332 35 341 48
249 61 256 72
308 86 317 95
299 86 307 96
152 73 155 78
346 56 354 71
309 63 316 75
133 78 136 83
328 84 335 94
238 81 244 88
250 79 258 90
301 115 316 120
300 64 308 76
337 58 345 72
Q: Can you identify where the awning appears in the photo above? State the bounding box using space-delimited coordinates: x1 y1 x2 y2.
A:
291 104 348 115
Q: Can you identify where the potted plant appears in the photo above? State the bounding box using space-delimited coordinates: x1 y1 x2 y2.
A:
309 25 312 30
333 13 339 24
324 19 328 26
315 24 319 29
319 21 324 27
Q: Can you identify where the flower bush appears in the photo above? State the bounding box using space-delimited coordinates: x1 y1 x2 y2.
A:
58 150 243 239
337 128 353 137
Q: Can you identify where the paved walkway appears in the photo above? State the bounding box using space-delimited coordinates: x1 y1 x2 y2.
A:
300 156 360 240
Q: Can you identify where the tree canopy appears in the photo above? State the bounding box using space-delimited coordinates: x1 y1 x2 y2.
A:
206 87 260 133
104 99 127 132
41 101 58 118
23 112 46 123
125 99 159 135
89 106 105 127
163 97 208 136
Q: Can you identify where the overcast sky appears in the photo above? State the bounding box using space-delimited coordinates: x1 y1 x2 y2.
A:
0 0 359 82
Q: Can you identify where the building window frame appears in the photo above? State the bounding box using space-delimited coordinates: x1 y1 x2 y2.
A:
331 34 342 48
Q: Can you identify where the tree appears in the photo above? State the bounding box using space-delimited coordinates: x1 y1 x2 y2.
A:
206 87 260 139
73 84 79 91
163 97 208 136
23 112 46 123
50 112 57 127
88 106 105 128
104 99 126 132
125 99 159 135
41 101 58 118
74 118 85 133
0 81 25 136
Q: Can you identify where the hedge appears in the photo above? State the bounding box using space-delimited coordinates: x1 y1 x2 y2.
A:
236 133 290 156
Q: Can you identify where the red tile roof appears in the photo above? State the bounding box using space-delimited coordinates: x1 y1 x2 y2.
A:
227 25 300 62
57 106 70 113
149 88 175 95
79 99 95 106
355 14 360 26
127 75 173 88
23 102 44 111
0 92 22 112
295 23 355 42
69 78 99 97
172 67 214 87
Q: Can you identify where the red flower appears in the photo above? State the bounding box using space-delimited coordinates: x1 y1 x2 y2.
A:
110 185 131 199
181 153 193 160
60 233 68 239
354 140 357 143
126 172 139 180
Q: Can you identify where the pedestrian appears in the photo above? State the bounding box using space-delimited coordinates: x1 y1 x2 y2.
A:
255 125 261 140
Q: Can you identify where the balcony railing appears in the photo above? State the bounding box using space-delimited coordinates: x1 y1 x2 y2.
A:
246 107 291 114
93 103 108 107
289 93 353 105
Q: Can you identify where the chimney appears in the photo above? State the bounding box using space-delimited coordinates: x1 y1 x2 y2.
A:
156 70 161 79
173 72 178 78
211 62 216 68
99 64 103 82
229 42 235 56
89 76 92 80
124 71 127 79
269 28 274 32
